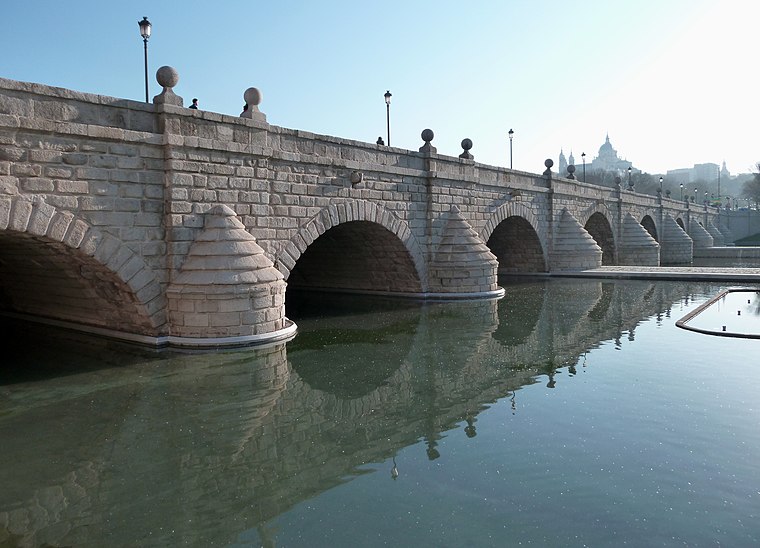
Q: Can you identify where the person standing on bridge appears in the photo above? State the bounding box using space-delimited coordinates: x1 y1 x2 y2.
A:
189 98 199 109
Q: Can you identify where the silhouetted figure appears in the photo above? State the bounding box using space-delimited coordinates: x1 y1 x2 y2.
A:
376 136 385 145
189 98 198 109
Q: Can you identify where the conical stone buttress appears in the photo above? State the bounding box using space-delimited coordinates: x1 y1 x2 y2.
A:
427 205 501 296
166 205 292 346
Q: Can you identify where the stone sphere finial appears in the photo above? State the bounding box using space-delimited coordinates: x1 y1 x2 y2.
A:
244 87 262 107
459 138 474 160
419 129 437 153
240 87 266 121
544 159 554 169
567 164 576 180
153 66 182 106
156 66 179 89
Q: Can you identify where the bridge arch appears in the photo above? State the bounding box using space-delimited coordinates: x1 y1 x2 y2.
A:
0 195 166 336
480 202 548 274
641 215 658 242
581 209 616 265
276 199 427 294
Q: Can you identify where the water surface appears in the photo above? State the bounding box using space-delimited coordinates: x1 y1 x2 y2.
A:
2 279 760 547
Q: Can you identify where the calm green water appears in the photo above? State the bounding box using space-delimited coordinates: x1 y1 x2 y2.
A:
2 279 760 547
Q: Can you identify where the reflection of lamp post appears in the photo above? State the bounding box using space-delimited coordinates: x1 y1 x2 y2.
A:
581 152 586 182
384 90 392 146
508 128 514 169
138 17 152 103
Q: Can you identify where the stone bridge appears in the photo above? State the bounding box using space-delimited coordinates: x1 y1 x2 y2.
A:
0 70 735 347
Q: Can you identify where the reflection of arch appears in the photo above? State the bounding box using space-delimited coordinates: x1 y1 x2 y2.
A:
641 215 658 242
289 314 416 399
0 196 165 334
492 281 544 346
278 200 425 293
481 202 547 275
486 217 547 274
584 212 615 265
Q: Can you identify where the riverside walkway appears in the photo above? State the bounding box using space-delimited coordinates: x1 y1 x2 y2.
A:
552 265 760 283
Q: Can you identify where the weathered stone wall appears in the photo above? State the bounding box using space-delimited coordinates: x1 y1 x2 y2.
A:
0 76 727 343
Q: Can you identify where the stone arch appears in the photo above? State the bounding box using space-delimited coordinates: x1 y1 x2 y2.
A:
481 201 546 249
0 195 166 335
481 202 548 275
583 211 616 265
676 217 686 230
641 214 658 242
275 199 427 292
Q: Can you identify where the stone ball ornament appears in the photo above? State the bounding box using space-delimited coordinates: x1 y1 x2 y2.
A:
544 158 554 169
156 66 179 89
421 129 434 142
461 138 473 151
244 87 263 107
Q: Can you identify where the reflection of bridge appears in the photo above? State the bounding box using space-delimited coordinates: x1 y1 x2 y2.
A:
0 72 738 346
0 278 714 546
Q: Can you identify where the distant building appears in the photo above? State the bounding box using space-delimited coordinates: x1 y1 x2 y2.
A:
558 135 634 177
667 161 730 184
590 134 633 173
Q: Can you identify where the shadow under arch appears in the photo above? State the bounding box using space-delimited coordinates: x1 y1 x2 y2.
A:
676 217 686 230
584 212 615 265
0 196 166 337
481 202 548 277
641 215 658 242
277 200 426 295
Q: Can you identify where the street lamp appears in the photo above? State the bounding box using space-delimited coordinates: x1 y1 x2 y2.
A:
384 90 392 147
659 176 663 194
508 128 514 169
138 16 152 103
581 152 586 182
680 183 684 200
694 187 697 202
627 166 632 189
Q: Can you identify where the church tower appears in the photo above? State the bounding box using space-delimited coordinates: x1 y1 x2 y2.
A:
558 149 568 176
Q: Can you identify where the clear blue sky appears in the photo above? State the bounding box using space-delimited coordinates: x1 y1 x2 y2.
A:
3 0 758 176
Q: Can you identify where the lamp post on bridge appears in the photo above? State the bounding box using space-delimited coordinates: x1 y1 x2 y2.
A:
384 90 392 147
508 128 514 169
138 17 152 104
581 152 586 182
680 183 684 201
659 176 663 197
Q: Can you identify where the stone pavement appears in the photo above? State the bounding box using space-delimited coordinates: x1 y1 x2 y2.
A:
551 265 760 282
